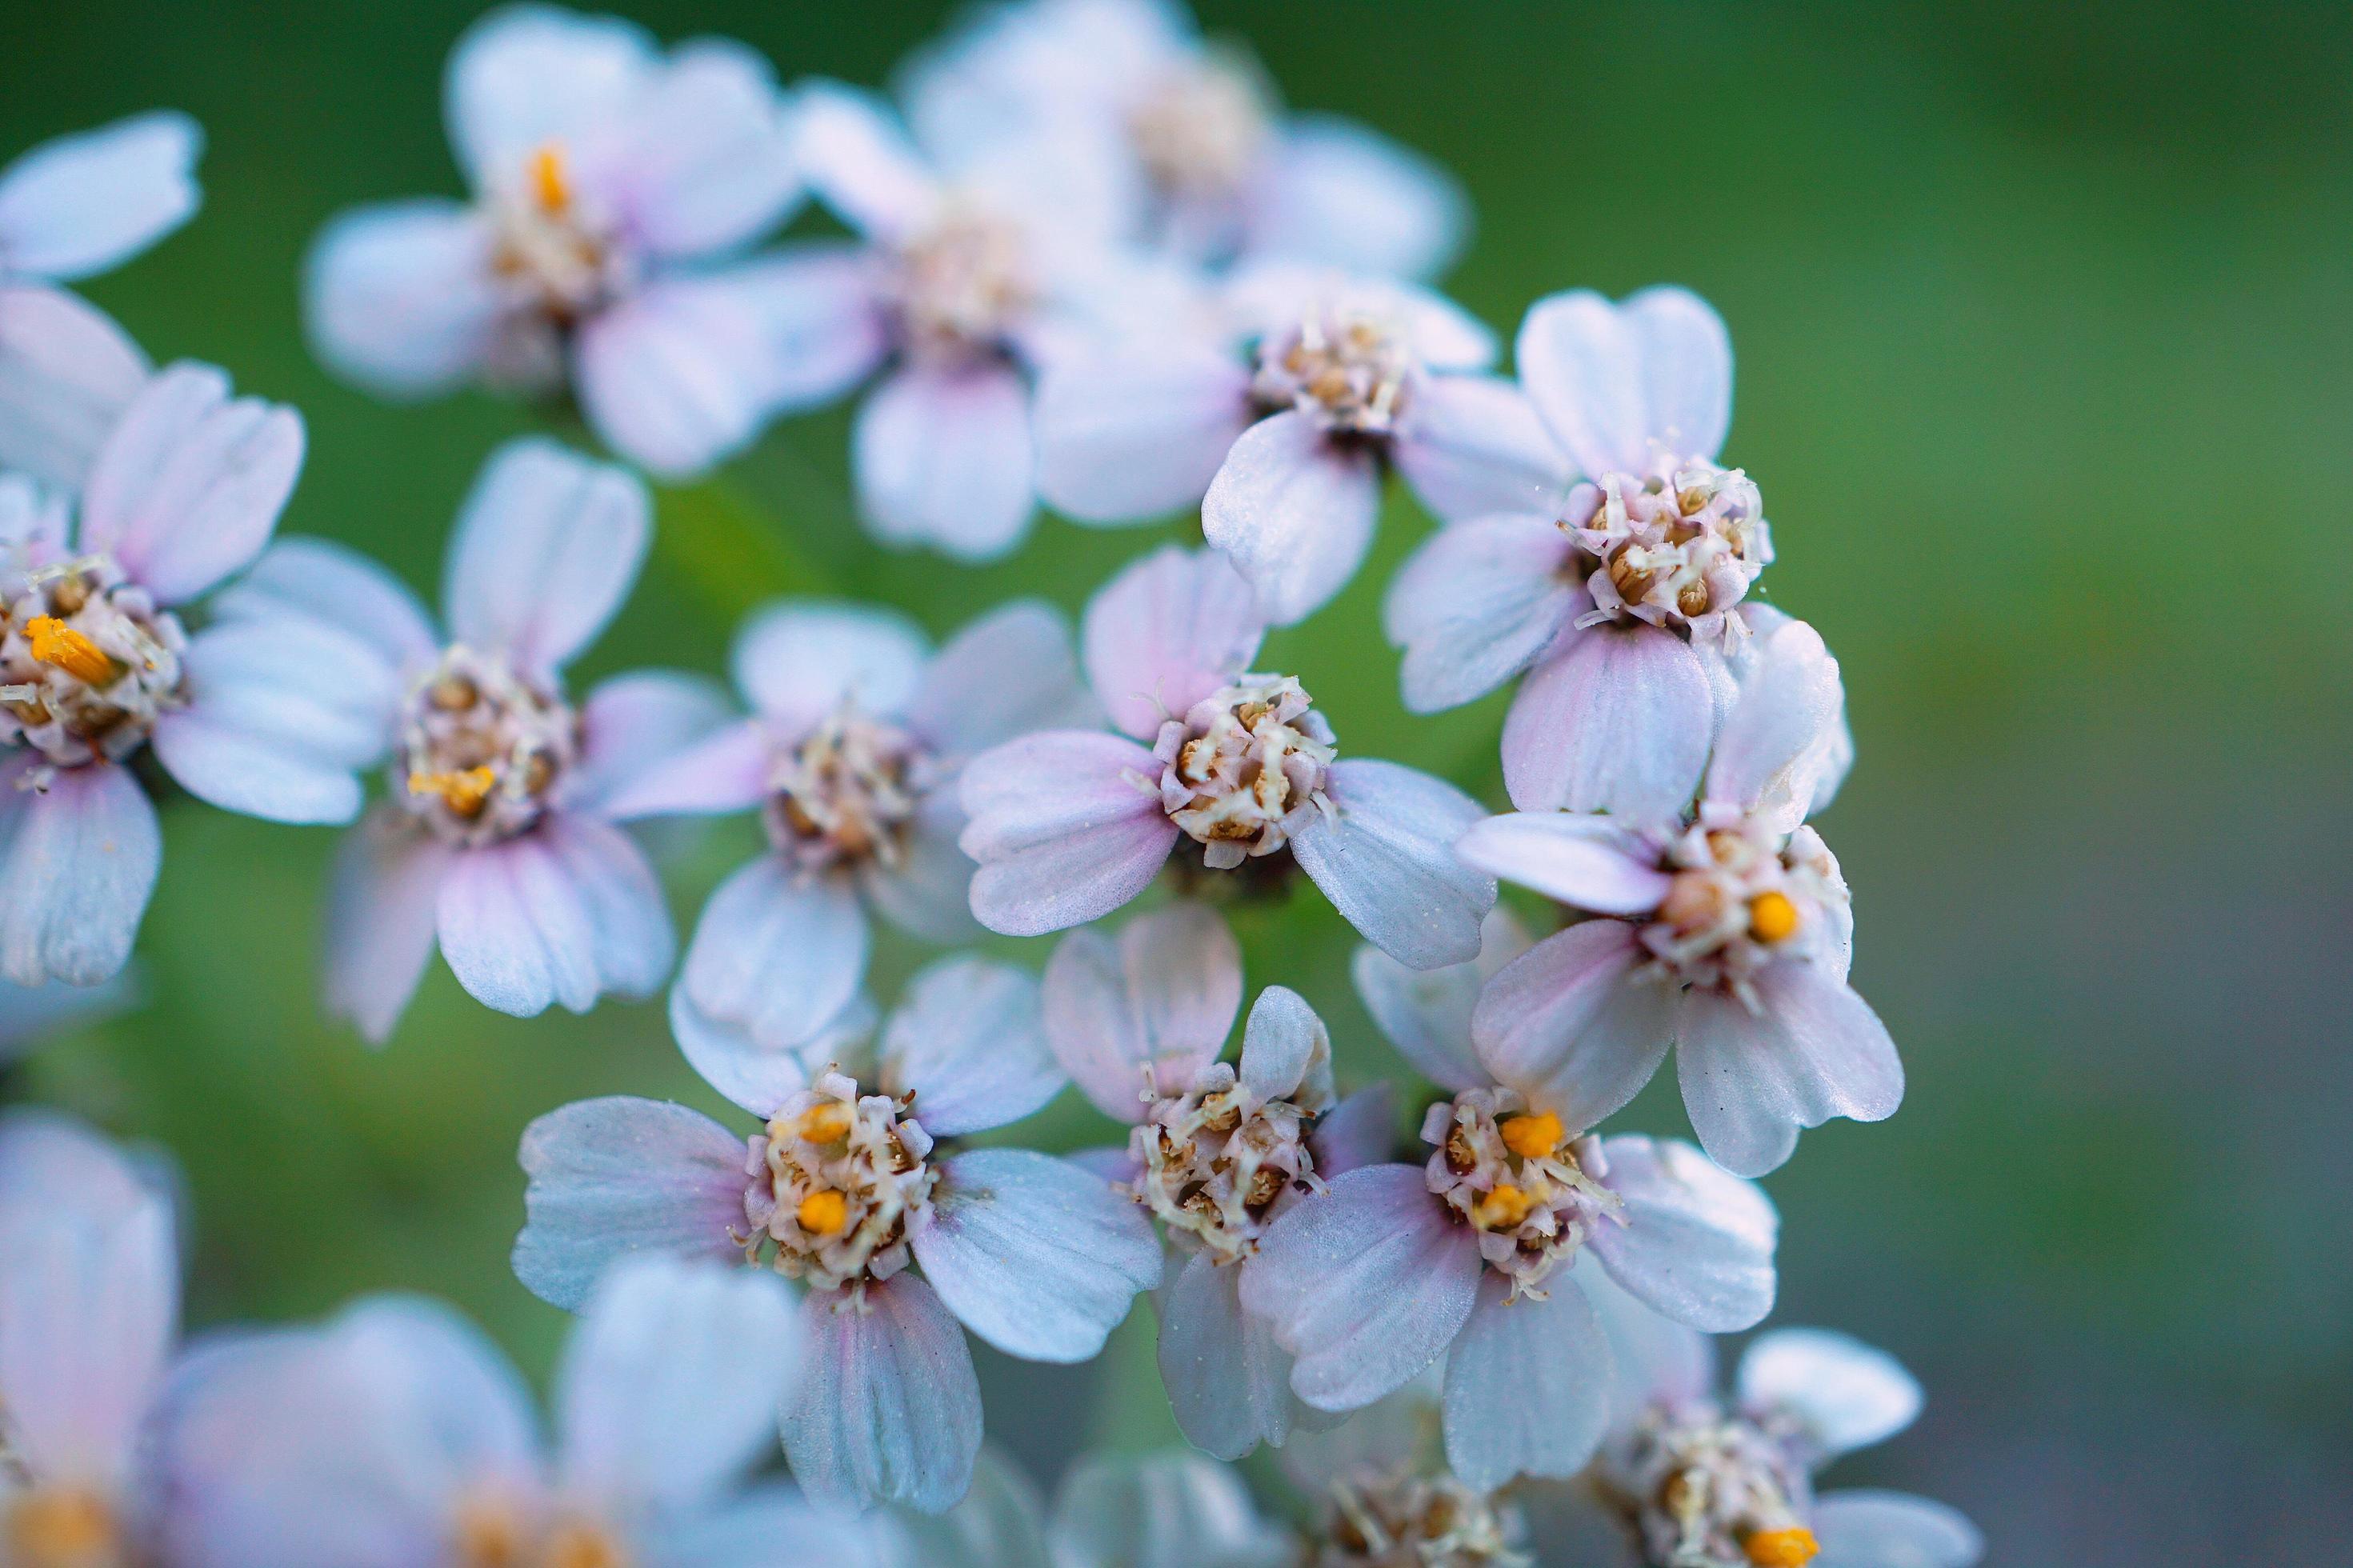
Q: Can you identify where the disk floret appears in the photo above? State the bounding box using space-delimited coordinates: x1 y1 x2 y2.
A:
889 208 1036 361
482 144 635 383
1127 1061 1319 1263
1253 309 1414 436
0 555 187 767
744 1070 938 1295
3 1484 127 1568
1154 674 1335 867
763 706 930 874
1312 1466 1530 1568
395 647 579 846
1643 815 1845 1008
1600 1402 1819 1568
1567 461 1770 640
1423 1088 1618 1299
1127 54 1271 200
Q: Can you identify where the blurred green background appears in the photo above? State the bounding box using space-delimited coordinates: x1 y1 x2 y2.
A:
6 2 2349 1562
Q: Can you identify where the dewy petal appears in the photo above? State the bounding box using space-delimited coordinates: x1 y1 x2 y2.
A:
1811 1491 1984 1568
1443 1271 1612 1490
682 855 868 1050
591 39 798 258
1199 409 1381 626
1081 544 1265 742
732 598 928 733
574 272 792 478
1049 1448 1295 1568
210 536 438 674
513 1096 751 1311
566 669 734 814
1243 114 1468 284
1590 1134 1776 1334
0 111 202 282
790 80 944 245
77 362 304 605
302 201 498 398
1738 1328 1922 1458
1383 511 1582 714
1704 614 1847 832
1291 758 1495 971
1240 1163 1483 1411
556 1258 801 1515
905 599 1091 761
1472 920 1671 1133
1455 814 1670 915
321 808 452 1046
914 1148 1160 1362
442 437 648 680
1158 1251 1299 1462
1515 286 1731 477
0 755 160 988
1238 985 1330 1106
960 731 1179 936
1352 906 1532 1094
853 361 1037 562
1675 965 1903 1179
879 956 1062 1137
597 716 771 822
1033 344 1255 524
1043 901 1243 1119
444 4 656 190
670 982 873 1121
781 1274 982 1514
0 284 148 492
1391 374 1572 524
1501 622 1711 822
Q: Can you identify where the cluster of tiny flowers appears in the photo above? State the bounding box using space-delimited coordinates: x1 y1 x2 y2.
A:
0 4 1983 1566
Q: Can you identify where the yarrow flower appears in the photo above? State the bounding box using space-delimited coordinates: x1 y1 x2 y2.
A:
160 1254 890 1568
214 436 719 1038
305 4 811 476
603 594 1089 1057
0 111 201 492
514 954 1160 1513
1457 617 1901 1178
961 545 1495 968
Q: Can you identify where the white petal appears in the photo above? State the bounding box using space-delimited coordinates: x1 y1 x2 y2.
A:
1200 410 1380 626
210 535 438 674
1392 374 1572 524
1158 1251 1298 1462
1042 901 1242 1119
321 809 451 1045
1238 985 1329 1106
1811 1491 1983 1568
590 39 798 258
0 756 160 988
0 284 147 492
732 597 927 731
1515 286 1731 477
905 598 1090 760
1443 1272 1612 1489
853 361 1037 562
1384 510 1581 714
1578 1254 1715 1426
790 81 942 244
302 201 498 398
960 732 1178 936
1675 966 1903 1179
1243 114 1467 283
596 717 770 822
1082 544 1264 742
0 1194 174 1485
1501 623 1711 822
1738 1328 1922 1458
669 982 872 1120
880 956 1062 1137
442 437 648 679
445 4 656 188
433 822 662 1018
574 273 786 478
857 785 983 946
1704 614 1846 831
1471 920 1671 1132
1351 906 1532 1094
1048 1447 1295 1568
682 856 868 1053
1591 1134 1776 1334
513 1097 750 1311
0 111 202 282
1291 758 1495 970
868 1446 1045 1566
1033 344 1254 524
782 1275 982 1514
1455 813 1669 914
566 669 734 814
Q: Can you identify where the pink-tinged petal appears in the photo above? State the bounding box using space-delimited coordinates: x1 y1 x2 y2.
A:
1455 813 1669 914
914 1148 1161 1361
790 82 942 244
210 536 438 673
1158 1251 1299 1462
556 1258 799 1513
1351 906 1532 1094
1384 511 1581 714
0 758 159 987
960 731 1178 936
0 112 201 282
853 361 1036 562
321 808 452 1045
1811 1492 1983 1568
444 5 655 188
1443 1272 1611 1490
781 1274 982 1514
1578 1255 1715 1426
0 1194 174 1486
442 437 648 678
566 669 733 814
670 982 872 1119
513 1096 750 1311
1622 286 1735 465
682 856 867 1050
906 599 1091 760
1034 344 1255 524
1392 374 1572 524
434 821 668 1019
78 362 303 604
1501 623 1710 822
302 201 499 398
1291 758 1495 971
0 1111 167 1222
1244 114 1467 284
879 957 1061 1137
1704 615 1846 831
1240 1162 1483 1411
574 273 786 478
1307 1083 1399 1178
1050 1450 1295 1567
538 810 674 1000
1082 544 1264 742
0 284 147 492
1472 920 1670 1132
1239 985 1330 1107
1043 900 1242 1119
1591 1134 1776 1333
732 598 927 732
1738 1328 1921 1458
727 242 890 414
1515 286 1731 478
1675 965 1903 1178
590 40 797 258
1200 410 1379 626
597 716 770 822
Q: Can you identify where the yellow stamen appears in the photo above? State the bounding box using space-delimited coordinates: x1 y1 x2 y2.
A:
407 765 498 816
543 1522 629 1568
530 144 573 212
1743 1526 1820 1567
6 1488 120 1565
1499 1111 1564 1161
23 615 115 686
797 1189 850 1235
1474 1183 1533 1230
1747 890 1800 944
797 1103 854 1142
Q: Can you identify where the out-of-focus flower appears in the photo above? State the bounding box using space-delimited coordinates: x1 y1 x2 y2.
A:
514 954 1161 1514
161 1254 887 1568
602 594 1090 1058
1386 286 1776 822
1457 618 1901 1178
212 436 718 1038
0 112 201 493
1041 902 1397 1458
900 0 1467 280
961 546 1495 967
0 1110 183 1564
0 366 309 987
304 4 808 477
1035 264 1568 623
0 971 138 1066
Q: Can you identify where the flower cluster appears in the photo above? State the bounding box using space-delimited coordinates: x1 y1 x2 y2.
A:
0 4 1982 1566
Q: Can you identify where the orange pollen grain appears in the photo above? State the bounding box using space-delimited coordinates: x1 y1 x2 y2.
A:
530 145 573 213
797 1103 854 1142
6 1488 120 1563
1743 1526 1820 1567
797 1189 850 1235
1475 1183 1534 1230
1747 890 1800 944
408 765 498 815
1499 1112 1565 1161
542 1522 630 1568
23 616 115 686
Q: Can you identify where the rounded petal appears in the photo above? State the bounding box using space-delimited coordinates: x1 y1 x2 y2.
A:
1515 286 1731 477
781 1275 982 1514
1675 966 1903 1179
0 1194 174 1486
670 982 873 1120
726 243 890 414
1043 901 1243 1119
590 39 798 258
1591 1134 1777 1334
445 3 656 187
1501 623 1711 822
1199 410 1379 626
0 284 147 492
682 855 867 1050
906 599 1091 760
1393 374 1572 524
1238 985 1330 1106
790 81 942 244
1351 906 1532 1094
1443 1272 1612 1490
913 1148 1161 1362
854 362 1036 562
596 716 770 822
1472 920 1671 1131
874 1446 1046 1567
513 1097 750 1311
1306 1082 1399 1178
435 821 671 1019
1384 511 1581 713
1245 114 1467 283
959 732 1178 936
880 956 1062 1137
1158 1251 1299 1462
732 598 928 731
1034 345 1254 524
209 536 438 674
1455 813 1670 914
1811 1491 1983 1568
1048 1448 1295 1568
574 274 790 478
0 757 159 988
1738 1328 1922 1458
1291 758 1495 970
302 201 498 398
0 111 202 282
1704 615 1847 832
442 437 648 679
1578 1254 1715 1426
567 669 734 814
321 810 452 1046
1082 544 1264 742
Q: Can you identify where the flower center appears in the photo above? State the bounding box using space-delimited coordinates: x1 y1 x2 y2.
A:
486 142 631 322
1126 1062 1319 1263
1567 464 1769 633
453 1493 634 1568
395 647 578 847
1600 1405 1816 1568
1127 55 1271 200
1314 1469 1528 1567
1423 1089 1619 1298
762 708 928 873
1641 818 1843 1008
1253 310 1413 435
0 556 186 767
745 1070 938 1296
4 1486 125 1568
1151 674 1335 870
889 208 1034 362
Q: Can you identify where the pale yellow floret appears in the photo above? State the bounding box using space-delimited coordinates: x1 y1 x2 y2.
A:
1499 1111 1565 1161
1743 1526 1821 1567
1474 1183 1534 1230
530 144 573 213
797 1188 850 1236
797 1103 854 1143
1747 890 1800 944
408 765 499 816
23 615 116 686
6 1488 120 1568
